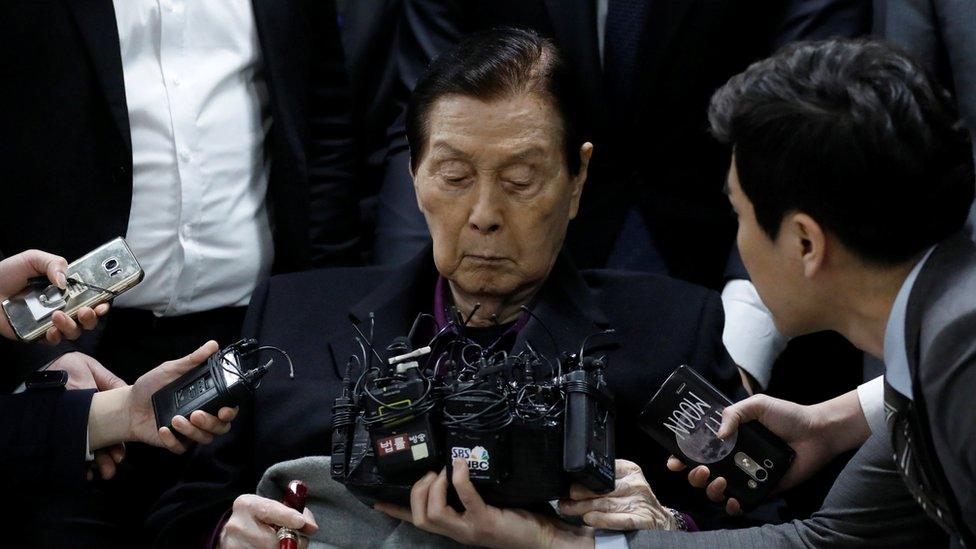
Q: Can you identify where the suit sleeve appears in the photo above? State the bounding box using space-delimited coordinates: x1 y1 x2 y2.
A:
146 281 271 544
305 0 362 267
625 434 945 547
0 389 95 490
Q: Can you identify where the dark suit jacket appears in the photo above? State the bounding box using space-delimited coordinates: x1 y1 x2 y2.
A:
148 248 745 545
0 0 360 386
0 389 95 490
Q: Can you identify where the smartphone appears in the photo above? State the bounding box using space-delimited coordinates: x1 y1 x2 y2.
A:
638 365 795 510
1 237 143 342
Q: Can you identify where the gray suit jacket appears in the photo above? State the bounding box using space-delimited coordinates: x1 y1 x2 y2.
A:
630 234 976 547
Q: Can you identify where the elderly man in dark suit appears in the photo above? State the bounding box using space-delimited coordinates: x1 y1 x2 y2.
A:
149 28 748 547
392 39 975 548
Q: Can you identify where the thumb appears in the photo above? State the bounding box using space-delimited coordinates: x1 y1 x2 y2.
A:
0 250 68 295
717 394 771 439
88 359 127 390
614 459 641 478
162 340 220 376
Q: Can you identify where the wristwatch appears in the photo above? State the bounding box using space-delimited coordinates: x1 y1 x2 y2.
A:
25 369 68 391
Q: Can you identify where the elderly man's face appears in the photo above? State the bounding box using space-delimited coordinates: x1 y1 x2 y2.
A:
413 93 590 299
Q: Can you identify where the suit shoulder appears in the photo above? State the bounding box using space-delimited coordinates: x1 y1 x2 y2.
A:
266 265 393 294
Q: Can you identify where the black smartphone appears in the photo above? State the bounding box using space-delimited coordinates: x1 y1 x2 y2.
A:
638 365 795 510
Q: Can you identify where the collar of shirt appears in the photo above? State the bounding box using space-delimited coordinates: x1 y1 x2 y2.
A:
432 276 529 339
883 246 936 399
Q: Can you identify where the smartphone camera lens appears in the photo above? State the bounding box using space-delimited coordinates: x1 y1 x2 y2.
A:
103 258 119 271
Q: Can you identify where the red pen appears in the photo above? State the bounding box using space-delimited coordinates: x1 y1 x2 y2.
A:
277 480 309 549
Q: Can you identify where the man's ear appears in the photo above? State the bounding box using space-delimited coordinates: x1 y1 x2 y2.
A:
569 142 593 220
788 212 826 278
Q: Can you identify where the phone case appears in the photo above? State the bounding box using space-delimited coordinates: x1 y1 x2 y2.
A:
1 237 144 342
638 365 795 510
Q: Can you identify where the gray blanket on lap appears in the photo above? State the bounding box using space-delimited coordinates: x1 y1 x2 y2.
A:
257 456 466 548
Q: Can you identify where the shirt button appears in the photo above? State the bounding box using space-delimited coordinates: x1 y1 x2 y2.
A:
171 74 181 86
179 148 191 162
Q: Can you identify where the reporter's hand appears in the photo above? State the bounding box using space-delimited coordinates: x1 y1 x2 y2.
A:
0 249 110 343
558 459 676 531
375 458 593 549
125 340 238 453
666 392 868 515
86 341 239 455
49 352 126 390
219 494 318 549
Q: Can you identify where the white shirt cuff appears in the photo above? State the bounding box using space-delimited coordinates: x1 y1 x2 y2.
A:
857 375 886 435
594 531 629 549
720 279 788 389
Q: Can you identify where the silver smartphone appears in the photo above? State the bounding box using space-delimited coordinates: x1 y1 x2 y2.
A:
1 237 144 342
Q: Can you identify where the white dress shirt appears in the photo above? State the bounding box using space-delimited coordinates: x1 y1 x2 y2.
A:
111 0 274 316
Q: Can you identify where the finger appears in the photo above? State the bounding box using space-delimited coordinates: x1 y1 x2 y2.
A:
299 508 319 535
726 498 742 516
87 359 126 390
109 444 126 464
44 326 62 345
705 476 728 503
172 415 215 445
425 467 465 532
614 459 642 477
51 311 82 340
666 455 687 472
76 307 99 330
569 482 604 501
687 466 711 488
717 394 773 439
558 496 612 517
450 458 486 515
581 511 644 531
162 341 220 377
409 471 438 525
189 410 232 435
249 499 307 530
426 467 451 517
0 250 67 294
39 253 69 290
157 427 187 454
374 503 413 523
95 451 117 480
218 406 239 422
94 303 110 316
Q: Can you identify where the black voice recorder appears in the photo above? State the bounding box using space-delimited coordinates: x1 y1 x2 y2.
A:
152 338 293 439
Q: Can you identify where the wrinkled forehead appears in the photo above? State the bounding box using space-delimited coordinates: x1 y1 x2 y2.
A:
422 93 563 166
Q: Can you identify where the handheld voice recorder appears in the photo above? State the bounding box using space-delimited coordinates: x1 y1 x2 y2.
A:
152 338 293 440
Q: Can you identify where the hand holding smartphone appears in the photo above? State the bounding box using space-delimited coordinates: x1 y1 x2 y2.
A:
1 237 143 342
638 365 795 510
